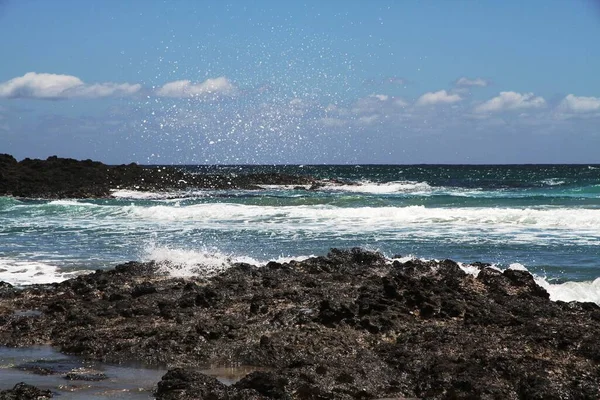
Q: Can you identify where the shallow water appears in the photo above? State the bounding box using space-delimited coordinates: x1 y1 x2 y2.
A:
0 346 262 399
0 346 164 399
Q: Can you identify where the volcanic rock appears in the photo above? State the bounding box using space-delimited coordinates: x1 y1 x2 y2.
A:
0 248 599 399
0 383 53 399
0 155 318 198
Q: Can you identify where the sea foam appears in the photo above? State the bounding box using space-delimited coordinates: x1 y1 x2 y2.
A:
142 245 312 278
126 203 600 232
0 259 85 286
458 261 600 305
322 180 433 194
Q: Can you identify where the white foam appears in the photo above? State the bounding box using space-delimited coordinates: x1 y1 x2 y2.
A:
142 245 312 278
390 255 419 264
47 200 95 207
536 277 600 304
508 262 528 271
541 178 565 186
0 259 85 286
126 203 600 233
258 184 312 190
110 189 214 200
111 189 171 200
458 261 600 305
322 180 433 194
457 262 486 276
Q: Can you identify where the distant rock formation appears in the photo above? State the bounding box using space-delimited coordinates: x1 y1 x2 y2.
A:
0 154 316 198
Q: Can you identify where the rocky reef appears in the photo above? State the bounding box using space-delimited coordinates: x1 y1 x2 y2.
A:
0 154 317 198
1 248 599 399
0 383 53 399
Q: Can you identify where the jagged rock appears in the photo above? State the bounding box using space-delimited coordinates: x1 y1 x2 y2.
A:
155 368 231 400
1 248 599 399
64 368 108 381
0 382 53 399
0 155 318 198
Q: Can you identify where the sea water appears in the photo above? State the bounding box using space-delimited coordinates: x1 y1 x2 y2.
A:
0 346 264 397
1 164 599 304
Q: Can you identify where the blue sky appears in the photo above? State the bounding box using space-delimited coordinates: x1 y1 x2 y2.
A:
1 0 599 164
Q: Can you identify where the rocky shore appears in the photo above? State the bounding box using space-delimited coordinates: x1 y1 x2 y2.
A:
0 154 319 198
1 248 599 399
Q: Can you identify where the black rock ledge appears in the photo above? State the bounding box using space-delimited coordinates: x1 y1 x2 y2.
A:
1 248 599 399
0 154 317 198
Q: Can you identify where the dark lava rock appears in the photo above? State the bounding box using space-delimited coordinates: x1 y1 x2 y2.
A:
1 248 599 399
155 368 264 400
16 359 80 376
234 371 288 398
0 382 53 399
155 368 228 399
63 368 108 381
0 154 318 198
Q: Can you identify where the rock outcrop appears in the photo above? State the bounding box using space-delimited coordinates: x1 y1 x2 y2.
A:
0 383 53 399
0 154 316 198
1 248 599 399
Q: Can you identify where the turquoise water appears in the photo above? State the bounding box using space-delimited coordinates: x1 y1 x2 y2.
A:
1 165 599 302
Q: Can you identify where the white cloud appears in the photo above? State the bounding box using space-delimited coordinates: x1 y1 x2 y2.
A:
394 98 409 107
155 77 235 98
358 115 379 125
370 94 389 101
320 117 346 127
455 77 490 87
475 91 546 113
0 72 141 99
559 94 600 113
324 103 350 116
352 94 408 114
287 97 314 116
415 90 462 107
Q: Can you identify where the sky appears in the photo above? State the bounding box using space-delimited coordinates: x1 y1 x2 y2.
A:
1 0 599 164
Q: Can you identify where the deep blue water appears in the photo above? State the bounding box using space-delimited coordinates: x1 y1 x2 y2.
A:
1 164 599 302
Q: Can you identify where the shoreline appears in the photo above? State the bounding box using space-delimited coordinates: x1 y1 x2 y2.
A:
1 248 599 399
0 154 327 199
0 345 266 399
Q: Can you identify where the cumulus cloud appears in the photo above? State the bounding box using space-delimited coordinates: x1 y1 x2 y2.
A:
155 77 236 98
415 90 462 107
357 115 379 125
558 94 600 113
371 94 389 101
455 77 490 87
320 117 347 127
0 72 141 99
475 91 546 113
352 94 408 114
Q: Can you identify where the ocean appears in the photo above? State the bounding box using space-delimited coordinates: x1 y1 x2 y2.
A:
1 164 599 304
